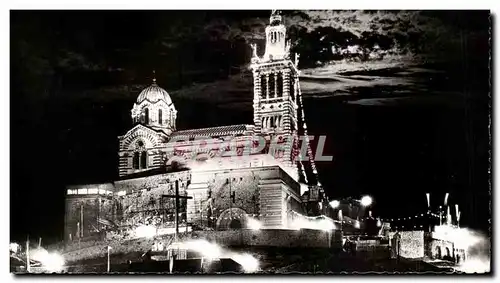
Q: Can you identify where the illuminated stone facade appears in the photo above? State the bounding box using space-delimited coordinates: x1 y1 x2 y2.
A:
64 11 317 242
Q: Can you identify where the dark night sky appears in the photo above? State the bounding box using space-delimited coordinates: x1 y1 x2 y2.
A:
10 10 490 243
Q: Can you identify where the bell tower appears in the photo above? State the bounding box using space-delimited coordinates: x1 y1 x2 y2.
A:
250 10 299 169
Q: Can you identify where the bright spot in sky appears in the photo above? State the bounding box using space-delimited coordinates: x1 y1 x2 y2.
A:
361 195 372 207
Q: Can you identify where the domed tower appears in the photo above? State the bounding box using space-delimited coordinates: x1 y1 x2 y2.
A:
117 73 177 177
130 73 177 135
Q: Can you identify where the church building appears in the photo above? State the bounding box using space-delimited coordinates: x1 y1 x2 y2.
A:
64 11 325 242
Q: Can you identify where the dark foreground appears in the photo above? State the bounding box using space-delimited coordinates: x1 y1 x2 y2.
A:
40 247 453 274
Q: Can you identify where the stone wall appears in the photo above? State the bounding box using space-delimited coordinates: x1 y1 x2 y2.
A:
114 171 190 194
186 166 304 230
389 231 425 259
65 172 191 242
65 194 115 242
191 229 342 248
429 238 455 260
66 165 304 243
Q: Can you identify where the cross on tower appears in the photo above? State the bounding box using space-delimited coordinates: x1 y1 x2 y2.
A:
162 179 192 240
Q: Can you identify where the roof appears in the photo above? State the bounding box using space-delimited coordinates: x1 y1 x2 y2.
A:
170 124 254 139
136 82 173 106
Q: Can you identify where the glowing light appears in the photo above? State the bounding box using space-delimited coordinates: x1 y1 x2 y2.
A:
10 243 20 253
175 239 260 273
354 220 360 229
231 253 260 273
31 248 65 272
433 226 491 274
247 217 262 230
134 225 157 238
290 213 336 231
183 240 222 259
329 200 340 209
360 195 372 207
456 258 490 274
376 218 382 227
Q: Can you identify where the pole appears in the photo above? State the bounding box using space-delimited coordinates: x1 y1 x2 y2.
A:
38 237 42 248
80 204 84 238
185 191 189 234
26 235 30 273
97 197 100 232
107 246 111 273
175 180 179 241
229 178 232 222
439 206 442 226
200 200 203 227
169 253 174 273
426 193 431 232
338 210 343 235
77 222 81 248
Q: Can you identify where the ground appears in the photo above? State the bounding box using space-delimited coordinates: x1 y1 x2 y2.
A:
60 246 452 274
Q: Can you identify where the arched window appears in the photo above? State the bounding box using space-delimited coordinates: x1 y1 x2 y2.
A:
144 108 149 124
158 109 163 125
133 152 140 169
140 151 148 169
290 78 295 101
260 75 267 99
269 73 275 98
277 73 283 97
271 31 277 43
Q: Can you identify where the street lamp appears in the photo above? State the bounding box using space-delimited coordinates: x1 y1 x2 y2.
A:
360 195 372 207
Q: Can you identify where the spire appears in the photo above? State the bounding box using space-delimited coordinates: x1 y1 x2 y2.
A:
152 70 157 84
270 9 282 26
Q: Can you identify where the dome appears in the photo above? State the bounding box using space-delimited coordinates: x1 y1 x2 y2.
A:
136 81 173 105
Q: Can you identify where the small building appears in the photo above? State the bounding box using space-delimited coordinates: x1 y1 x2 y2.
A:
388 225 468 264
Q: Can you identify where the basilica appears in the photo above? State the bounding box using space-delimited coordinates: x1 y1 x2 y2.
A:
64 11 325 242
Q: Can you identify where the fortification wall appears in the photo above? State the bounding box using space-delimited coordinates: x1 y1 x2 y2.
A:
192 229 342 248
389 231 425 259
